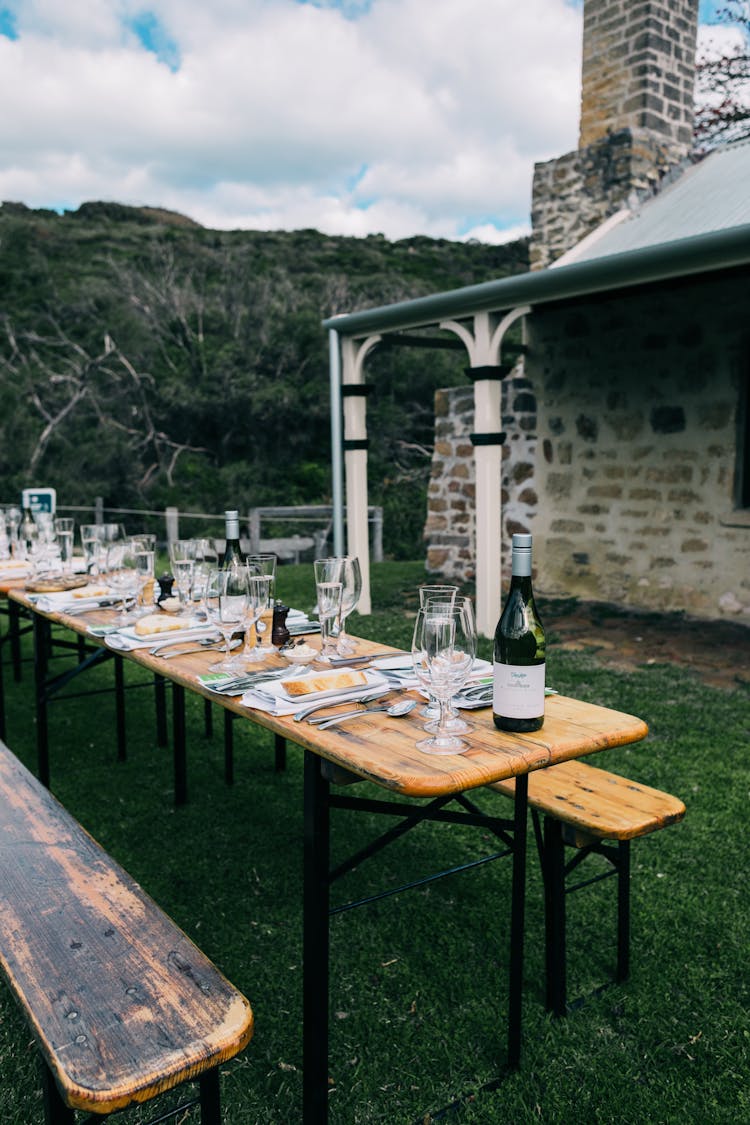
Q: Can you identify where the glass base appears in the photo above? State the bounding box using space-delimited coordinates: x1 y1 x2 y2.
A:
424 714 471 735
416 733 468 756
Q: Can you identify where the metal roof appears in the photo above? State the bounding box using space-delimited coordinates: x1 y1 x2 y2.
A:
323 141 750 339
562 139 750 264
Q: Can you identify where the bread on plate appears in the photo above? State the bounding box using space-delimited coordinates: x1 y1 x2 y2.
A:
282 670 367 697
134 614 185 637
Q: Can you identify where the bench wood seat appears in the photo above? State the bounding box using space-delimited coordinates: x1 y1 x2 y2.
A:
488 759 685 1016
0 739 254 1119
488 758 686 845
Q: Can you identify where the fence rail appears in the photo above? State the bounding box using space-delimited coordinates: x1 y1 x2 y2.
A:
5 499 384 564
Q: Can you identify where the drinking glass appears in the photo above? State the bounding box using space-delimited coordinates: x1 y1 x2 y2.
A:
418 585 458 720
246 553 277 653
169 539 197 567
171 558 195 609
203 567 250 673
423 596 477 737
336 556 362 655
238 573 273 665
55 518 75 574
134 549 155 616
80 524 104 574
314 557 344 662
411 602 476 755
107 541 139 623
192 539 218 602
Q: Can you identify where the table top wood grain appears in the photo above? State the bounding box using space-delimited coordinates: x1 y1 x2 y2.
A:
8 588 649 798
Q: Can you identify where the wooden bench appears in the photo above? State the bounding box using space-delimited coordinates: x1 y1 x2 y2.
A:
0 738 254 1123
488 759 686 1016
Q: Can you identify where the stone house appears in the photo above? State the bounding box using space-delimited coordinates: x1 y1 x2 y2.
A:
323 0 750 633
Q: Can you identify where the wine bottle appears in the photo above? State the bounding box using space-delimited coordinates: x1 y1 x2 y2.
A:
221 510 245 570
493 533 546 733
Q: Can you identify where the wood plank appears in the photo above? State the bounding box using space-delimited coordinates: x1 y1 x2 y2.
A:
490 759 686 841
8 589 649 798
0 741 254 1114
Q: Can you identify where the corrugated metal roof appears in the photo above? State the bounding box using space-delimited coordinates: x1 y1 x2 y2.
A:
563 139 750 264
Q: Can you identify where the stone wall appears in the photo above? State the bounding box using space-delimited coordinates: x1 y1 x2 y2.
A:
424 369 539 585
528 273 750 621
423 273 749 622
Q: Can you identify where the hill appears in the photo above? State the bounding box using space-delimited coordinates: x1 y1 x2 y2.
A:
0 201 528 556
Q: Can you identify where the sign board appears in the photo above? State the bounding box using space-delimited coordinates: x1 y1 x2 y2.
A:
21 488 57 515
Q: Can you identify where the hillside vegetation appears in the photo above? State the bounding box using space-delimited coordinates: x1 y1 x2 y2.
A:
0 201 528 555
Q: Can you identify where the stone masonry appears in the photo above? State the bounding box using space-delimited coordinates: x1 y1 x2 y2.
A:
530 0 698 269
425 369 538 586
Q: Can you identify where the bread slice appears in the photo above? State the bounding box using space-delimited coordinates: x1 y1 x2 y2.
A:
134 613 185 637
282 670 368 697
74 585 109 598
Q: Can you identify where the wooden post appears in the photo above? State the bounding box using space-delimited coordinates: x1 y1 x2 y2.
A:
248 509 261 554
165 507 179 546
371 506 383 564
94 497 104 524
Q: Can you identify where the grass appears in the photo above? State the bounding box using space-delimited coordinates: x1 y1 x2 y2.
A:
2 560 749 1123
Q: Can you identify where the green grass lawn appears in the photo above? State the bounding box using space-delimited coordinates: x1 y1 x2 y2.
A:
1 561 749 1123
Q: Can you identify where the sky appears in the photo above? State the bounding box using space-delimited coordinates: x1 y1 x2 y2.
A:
0 0 742 244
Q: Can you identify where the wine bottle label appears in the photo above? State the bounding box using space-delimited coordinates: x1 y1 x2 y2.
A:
493 661 545 719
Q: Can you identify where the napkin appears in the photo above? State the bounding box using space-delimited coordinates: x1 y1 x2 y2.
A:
32 590 119 613
104 621 215 651
383 657 494 694
241 669 388 716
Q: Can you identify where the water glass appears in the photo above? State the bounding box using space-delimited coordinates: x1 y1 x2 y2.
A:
171 558 195 608
240 573 273 665
204 567 250 673
247 553 277 652
314 557 344 662
55 518 75 574
337 556 362 654
411 601 476 755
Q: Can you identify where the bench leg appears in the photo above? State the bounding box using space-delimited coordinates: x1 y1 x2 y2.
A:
543 815 567 1017
41 1062 75 1125
617 840 631 983
114 654 126 762
199 1067 221 1124
204 696 213 738
173 682 187 805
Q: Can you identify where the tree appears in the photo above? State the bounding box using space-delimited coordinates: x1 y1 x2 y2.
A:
694 2 750 149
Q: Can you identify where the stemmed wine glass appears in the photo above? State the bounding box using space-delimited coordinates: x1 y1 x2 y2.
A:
418 585 458 720
107 540 140 624
336 556 362 654
411 600 476 755
203 567 250 673
237 572 273 665
246 553 277 653
313 557 344 662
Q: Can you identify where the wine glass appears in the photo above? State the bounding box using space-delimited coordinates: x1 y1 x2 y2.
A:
418 585 458 720
203 567 250 673
192 538 218 603
411 601 476 755
246 553 277 653
313 557 344 662
238 573 273 665
336 556 362 655
107 540 140 624
134 548 155 616
171 558 195 610
424 596 477 736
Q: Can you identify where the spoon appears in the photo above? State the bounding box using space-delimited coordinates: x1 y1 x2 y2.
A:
314 698 417 730
152 637 238 659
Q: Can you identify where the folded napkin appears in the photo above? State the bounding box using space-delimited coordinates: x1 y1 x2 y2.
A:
241 669 388 716
32 590 118 613
104 621 214 651
383 657 494 695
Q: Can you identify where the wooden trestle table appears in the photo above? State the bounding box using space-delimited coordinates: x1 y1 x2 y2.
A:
7 588 649 1124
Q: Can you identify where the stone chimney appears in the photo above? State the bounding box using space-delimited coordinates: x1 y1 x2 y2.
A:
530 0 699 270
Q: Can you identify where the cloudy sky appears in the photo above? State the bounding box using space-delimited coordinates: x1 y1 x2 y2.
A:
0 0 737 243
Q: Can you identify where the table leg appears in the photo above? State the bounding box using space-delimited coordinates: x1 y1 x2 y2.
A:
173 682 187 806
33 614 51 788
0 625 6 742
9 598 22 682
114 655 126 762
224 710 234 786
303 750 330 1125
507 773 528 1070
154 673 168 747
274 733 286 772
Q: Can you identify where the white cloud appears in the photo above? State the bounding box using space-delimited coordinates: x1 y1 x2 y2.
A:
1 0 584 240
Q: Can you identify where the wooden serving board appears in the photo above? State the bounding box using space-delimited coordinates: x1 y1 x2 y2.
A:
25 575 89 594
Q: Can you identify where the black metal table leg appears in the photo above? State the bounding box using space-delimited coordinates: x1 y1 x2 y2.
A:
303 750 330 1125
114 654 126 762
507 774 528 1070
204 696 213 738
41 1059 75 1124
617 840 631 983
173 682 187 806
154 672 168 747
33 614 51 788
224 709 234 785
9 598 22 682
275 733 287 772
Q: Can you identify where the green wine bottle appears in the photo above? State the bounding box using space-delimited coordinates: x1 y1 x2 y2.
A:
493 533 546 733
221 510 245 570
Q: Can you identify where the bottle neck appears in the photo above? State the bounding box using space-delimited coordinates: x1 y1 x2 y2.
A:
511 547 532 579
225 515 240 540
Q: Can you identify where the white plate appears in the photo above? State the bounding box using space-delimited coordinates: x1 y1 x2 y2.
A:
264 669 388 704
